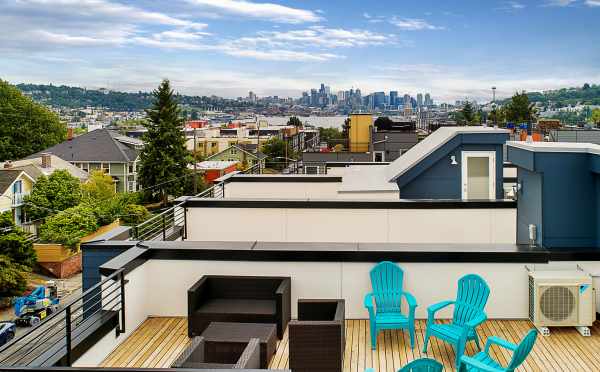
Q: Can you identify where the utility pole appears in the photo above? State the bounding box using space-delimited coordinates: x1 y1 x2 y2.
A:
492 86 497 128
193 127 197 194
256 120 261 174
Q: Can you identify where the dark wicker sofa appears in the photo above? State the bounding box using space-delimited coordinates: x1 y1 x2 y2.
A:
289 299 345 372
171 336 260 369
188 275 291 339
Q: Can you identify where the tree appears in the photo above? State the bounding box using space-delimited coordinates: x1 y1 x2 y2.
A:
82 170 115 202
374 116 394 131
318 127 345 148
0 211 13 229
0 255 28 298
591 108 600 126
0 232 36 269
261 137 294 169
138 80 192 204
488 106 506 125
461 101 475 125
287 116 302 127
24 169 81 220
120 204 151 225
505 91 537 123
39 204 98 250
0 80 66 161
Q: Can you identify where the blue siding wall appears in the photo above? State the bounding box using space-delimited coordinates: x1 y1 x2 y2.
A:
536 153 597 248
82 247 130 291
516 168 543 245
509 148 600 249
399 143 504 199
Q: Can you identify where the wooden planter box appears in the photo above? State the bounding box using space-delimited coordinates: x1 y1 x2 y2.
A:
34 220 120 278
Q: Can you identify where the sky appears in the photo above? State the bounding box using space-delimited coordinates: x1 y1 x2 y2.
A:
1 0 600 102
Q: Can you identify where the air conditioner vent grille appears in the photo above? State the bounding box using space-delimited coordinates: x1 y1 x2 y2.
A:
539 285 576 323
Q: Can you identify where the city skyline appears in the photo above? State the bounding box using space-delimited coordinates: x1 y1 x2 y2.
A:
1 0 600 101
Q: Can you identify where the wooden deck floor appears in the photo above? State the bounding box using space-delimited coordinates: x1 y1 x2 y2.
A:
101 317 600 371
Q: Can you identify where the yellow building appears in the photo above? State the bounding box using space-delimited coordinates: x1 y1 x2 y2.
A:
348 113 374 152
0 169 35 225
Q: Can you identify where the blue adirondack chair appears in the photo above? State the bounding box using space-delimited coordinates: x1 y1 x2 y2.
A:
365 357 443 372
422 274 490 368
458 329 538 372
364 261 417 350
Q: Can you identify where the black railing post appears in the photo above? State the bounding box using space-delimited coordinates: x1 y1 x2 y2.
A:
65 305 72 366
183 207 187 240
120 271 126 334
162 215 166 240
133 225 138 240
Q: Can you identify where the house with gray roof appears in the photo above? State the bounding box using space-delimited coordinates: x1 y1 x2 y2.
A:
29 129 140 192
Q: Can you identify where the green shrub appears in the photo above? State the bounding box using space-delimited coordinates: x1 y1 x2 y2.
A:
0 255 28 298
0 231 37 268
120 204 151 225
24 170 82 220
39 204 98 250
0 211 14 229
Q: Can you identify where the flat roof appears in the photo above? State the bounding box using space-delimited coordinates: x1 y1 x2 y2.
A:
507 140 600 155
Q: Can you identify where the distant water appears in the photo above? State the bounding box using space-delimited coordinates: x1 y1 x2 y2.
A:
258 116 347 128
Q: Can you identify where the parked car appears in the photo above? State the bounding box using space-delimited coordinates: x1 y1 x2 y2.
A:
0 321 16 346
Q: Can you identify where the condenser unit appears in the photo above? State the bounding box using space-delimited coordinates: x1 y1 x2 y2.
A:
528 269 595 336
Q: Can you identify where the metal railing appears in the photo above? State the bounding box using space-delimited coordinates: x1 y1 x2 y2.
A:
130 164 263 241
0 269 125 367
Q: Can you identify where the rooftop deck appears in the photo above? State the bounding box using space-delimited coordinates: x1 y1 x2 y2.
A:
100 317 600 371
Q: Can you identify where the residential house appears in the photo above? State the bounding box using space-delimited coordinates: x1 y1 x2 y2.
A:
193 160 239 184
5 153 90 182
0 167 35 225
29 129 140 192
207 144 267 169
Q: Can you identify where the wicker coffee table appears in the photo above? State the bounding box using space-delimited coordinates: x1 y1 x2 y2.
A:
200 322 277 369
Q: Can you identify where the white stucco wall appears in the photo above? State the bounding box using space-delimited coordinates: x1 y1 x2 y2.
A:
186 207 517 244
73 264 149 367
137 259 600 320
225 182 341 199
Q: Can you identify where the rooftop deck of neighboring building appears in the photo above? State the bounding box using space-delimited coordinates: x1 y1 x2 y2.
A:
101 316 600 372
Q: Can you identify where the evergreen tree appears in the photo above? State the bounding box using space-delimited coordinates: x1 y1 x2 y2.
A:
505 91 538 123
461 101 475 125
287 116 302 127
138 80 192 204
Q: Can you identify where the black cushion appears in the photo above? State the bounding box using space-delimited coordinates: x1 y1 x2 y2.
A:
195 298 276 316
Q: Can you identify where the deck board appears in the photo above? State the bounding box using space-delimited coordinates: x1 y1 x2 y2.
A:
101 317 600 371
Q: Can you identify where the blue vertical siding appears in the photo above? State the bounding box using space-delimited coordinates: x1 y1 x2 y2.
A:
82 246 131 291
509 148 600 249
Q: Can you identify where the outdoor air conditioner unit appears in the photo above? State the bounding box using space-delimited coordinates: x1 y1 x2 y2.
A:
529 269 595 336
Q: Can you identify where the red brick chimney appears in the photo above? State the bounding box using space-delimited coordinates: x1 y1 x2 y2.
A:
3 160 12 169
67 127 74 140
41 153 52 168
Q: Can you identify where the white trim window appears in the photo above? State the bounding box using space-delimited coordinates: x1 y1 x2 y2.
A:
461 151 496 200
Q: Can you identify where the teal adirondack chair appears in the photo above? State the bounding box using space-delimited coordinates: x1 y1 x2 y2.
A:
365 357 443 372
364 261 417 350
458 329 538 371
423 274 490 368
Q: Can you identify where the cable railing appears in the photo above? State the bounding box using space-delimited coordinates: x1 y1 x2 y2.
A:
130 164 260 241
0 269 125 367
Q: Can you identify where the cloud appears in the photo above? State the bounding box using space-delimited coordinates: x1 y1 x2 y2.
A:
15 0 206 28
186 0 321 23
223 49 342 62
495 1 526 11
236 26 392 49
586 0 600 6
544 0 576 6
389 17 445 30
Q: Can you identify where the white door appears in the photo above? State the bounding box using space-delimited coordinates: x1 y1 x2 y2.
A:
461 151 496 199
